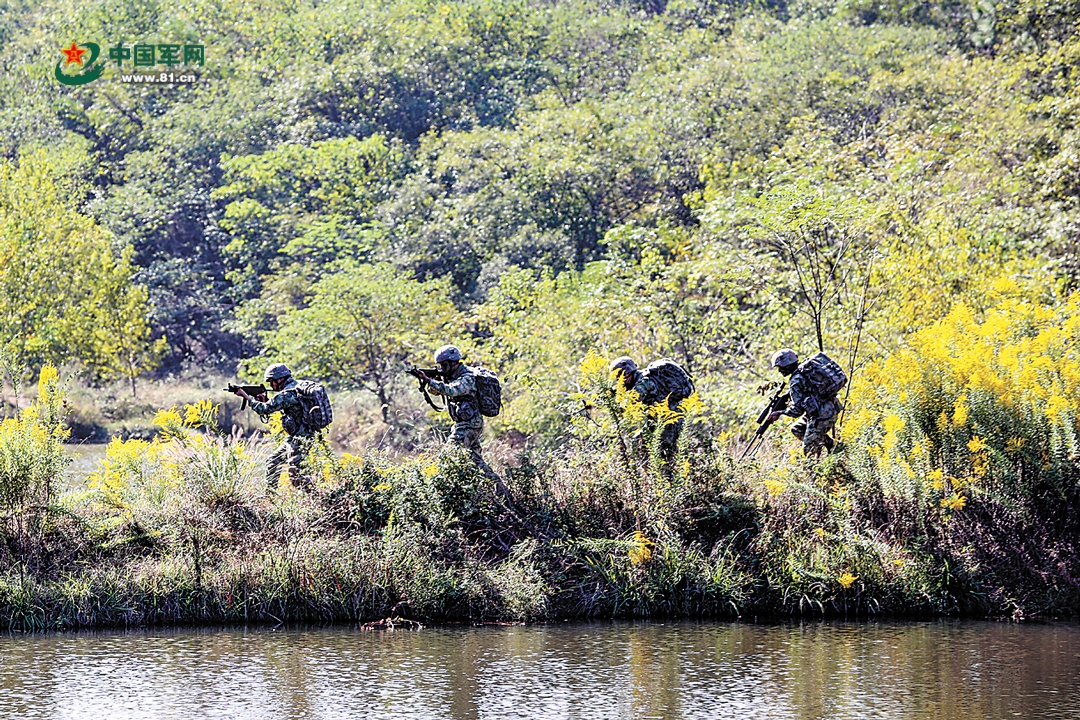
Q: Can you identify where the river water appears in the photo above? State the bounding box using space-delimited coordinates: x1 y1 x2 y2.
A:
65 443 106 486
0 621 1077 719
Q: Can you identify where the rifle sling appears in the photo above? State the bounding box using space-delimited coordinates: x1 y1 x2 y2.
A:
420 380 445 412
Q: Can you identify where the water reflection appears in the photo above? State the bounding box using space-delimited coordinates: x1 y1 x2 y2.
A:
0 621 1077 719
64 443 107 487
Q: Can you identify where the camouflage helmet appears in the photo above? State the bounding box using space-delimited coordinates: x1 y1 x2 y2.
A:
263 362 292 381
434 345 462 363
770 349 799 370
609 356 638 377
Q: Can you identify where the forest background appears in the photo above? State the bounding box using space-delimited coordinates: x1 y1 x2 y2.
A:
1 0 1079 628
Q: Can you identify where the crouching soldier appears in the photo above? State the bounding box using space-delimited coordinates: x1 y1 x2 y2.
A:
233 363 332 491
609 356 695 459
765 349 846 457
411 345 501 483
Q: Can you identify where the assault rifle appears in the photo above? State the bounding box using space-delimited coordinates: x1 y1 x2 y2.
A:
739 381 790 460
224 383 268 411
405 365 445 411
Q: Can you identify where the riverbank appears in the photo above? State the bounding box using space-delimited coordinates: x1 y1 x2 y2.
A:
3 361 1079 631
3 436 1077 631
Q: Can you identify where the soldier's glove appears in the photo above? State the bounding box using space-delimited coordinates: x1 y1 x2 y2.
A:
766 411 784 424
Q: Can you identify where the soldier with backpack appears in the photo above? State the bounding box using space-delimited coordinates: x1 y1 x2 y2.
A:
231 362 333 491
609 356 695 458
765 348 846 457
410 345 502 483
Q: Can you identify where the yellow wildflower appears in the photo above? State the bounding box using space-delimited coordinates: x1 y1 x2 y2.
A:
883 414 905 435
37 364 59 407
183 399 217 428
763 479 786 497
628 530 654 565
578 349 610 387
677 392 706 416
952 396 969 427
838 572 858 589
340 453 365 468
1046 395 1072 422
152 406 185 439
941 493 967 511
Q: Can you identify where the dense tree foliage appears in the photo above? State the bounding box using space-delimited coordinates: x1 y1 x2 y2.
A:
2 0 1080 428
0 153 162 392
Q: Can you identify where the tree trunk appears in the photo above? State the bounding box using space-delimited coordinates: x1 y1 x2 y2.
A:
128 355 138 398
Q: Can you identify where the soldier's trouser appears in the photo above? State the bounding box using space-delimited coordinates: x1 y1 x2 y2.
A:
659 417 683 459
791 414 837 457
267 435 309 490
448 423 499 481
644 416 683 462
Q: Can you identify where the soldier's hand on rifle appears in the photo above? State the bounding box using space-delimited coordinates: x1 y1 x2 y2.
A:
235 388 267 402
766 410 784 424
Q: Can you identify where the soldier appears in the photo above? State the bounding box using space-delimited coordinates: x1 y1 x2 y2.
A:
609 356 695 458
765 348 846 457
234 363 316 491
412 345 500 482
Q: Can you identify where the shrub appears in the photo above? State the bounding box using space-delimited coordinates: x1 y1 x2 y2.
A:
844 287 1080 511
0 365 68 514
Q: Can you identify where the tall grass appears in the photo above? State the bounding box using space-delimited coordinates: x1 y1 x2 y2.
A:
1 293 1078 629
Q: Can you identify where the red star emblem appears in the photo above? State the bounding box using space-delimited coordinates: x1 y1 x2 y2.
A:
61 42 86 66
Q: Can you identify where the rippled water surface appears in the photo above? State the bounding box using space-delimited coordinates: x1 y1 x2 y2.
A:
1 621 1077 719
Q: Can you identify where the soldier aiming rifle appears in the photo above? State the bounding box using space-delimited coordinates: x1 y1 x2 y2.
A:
408 345 504 488
225 363 333 491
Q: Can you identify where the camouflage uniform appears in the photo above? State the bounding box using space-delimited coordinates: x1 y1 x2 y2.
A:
426 365 497 478
249 378 313 489
633 371 684 456
784 367 843 457
612 357 690 459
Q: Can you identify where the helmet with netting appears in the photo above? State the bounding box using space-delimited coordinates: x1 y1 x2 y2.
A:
434 345 462 363
770 349 799 370
263 363 292 381
609 356 637 376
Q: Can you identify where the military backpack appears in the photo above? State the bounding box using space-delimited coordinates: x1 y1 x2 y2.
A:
640 359 695 405
470 366 502 417
294 380 334 431
799 352 847 399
